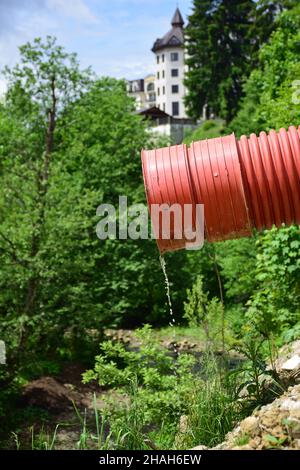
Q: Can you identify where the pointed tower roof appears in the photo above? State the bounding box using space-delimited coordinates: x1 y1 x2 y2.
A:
152 8 184 53
171 7 184 26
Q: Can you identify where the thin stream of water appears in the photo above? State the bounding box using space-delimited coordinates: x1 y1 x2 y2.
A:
159 255 178 358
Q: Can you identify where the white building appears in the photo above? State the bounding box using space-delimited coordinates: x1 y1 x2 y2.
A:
127 8 196 143
144 74 156 108
126 78 145 110
152 8 187 119
126 75 156 110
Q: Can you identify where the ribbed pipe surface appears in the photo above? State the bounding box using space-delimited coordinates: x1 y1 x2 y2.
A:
141 126 300 253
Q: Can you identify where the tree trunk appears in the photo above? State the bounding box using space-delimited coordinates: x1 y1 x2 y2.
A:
24 76 56 316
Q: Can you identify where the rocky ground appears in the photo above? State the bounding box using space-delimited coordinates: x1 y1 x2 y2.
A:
213 384 300 450
193 340 300 451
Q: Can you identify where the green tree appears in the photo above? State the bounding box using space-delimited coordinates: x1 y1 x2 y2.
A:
0 37 94 365
185 0 256 122
229 3 300 135
0 37 198 384
184 0 296 123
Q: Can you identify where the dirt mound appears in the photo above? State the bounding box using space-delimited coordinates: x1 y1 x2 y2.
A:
21 377 80 411
21 362 103 413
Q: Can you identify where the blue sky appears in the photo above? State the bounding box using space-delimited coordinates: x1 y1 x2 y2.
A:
0 0 192 93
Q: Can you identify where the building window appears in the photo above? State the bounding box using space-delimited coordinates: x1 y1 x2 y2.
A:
163 86 165 95
163 103 166 111
157 88 160 96
162 70 165 79
162 54 165 63
172 102 179 116
171 68 179 77
172 85 179 93
147 82 155 92
157 71 160 79
157 55 159 64
171 52 179 61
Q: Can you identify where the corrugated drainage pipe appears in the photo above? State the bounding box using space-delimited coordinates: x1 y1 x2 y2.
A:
141 126 300 254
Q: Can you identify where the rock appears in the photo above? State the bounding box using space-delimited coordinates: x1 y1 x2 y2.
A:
192 445 208 450
232 445 253 450
285 418 300 439
240 417 260 436
282 355 300 371
248 437 262 448
260 408 281 428
270 340 300 385
280 399 300 411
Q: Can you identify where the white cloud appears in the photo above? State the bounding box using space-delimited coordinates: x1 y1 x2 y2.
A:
0 0 190 81
46 0 98 23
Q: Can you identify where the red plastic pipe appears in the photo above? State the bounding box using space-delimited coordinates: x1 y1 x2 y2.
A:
141 126 300 253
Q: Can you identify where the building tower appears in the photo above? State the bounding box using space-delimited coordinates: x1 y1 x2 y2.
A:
152 7 187 118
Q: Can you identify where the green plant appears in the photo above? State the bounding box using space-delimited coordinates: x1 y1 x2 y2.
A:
244 226 300 343
83 325 196 426
30 424 60 450
232 335 283 410
11 432 20 450
229 4 300 135
234 433 250 446
183 276 225 350
83 325 200 447
107 377 149 450
264 434 287 449
83 325 244 450
184 119 225 144
175 352 240 449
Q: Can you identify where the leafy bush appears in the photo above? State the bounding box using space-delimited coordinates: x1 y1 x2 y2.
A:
229 4 300 136
184 119 225 145
83 325 244 449
83 325 197 429
245 226 300 340
183 276 225 350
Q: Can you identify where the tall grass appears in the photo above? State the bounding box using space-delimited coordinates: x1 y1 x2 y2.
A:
175 352 239 449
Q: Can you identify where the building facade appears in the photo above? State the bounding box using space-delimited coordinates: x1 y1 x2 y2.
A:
126 74 156 111
152 8 187 118
127 8 195 143
144 74 156 108
126 78 145 110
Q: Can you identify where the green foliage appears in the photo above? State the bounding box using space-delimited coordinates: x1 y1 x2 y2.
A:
184 0 279 122
1 7 300 450
0 37 196 394
216 237 257 302
229 4 300 135
183 276 224 348
175 353 239 448
29 424 60 451
83 325 243 449
245 226 300 339
83 325 196 428
183 119 225 145
233 336 276 406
